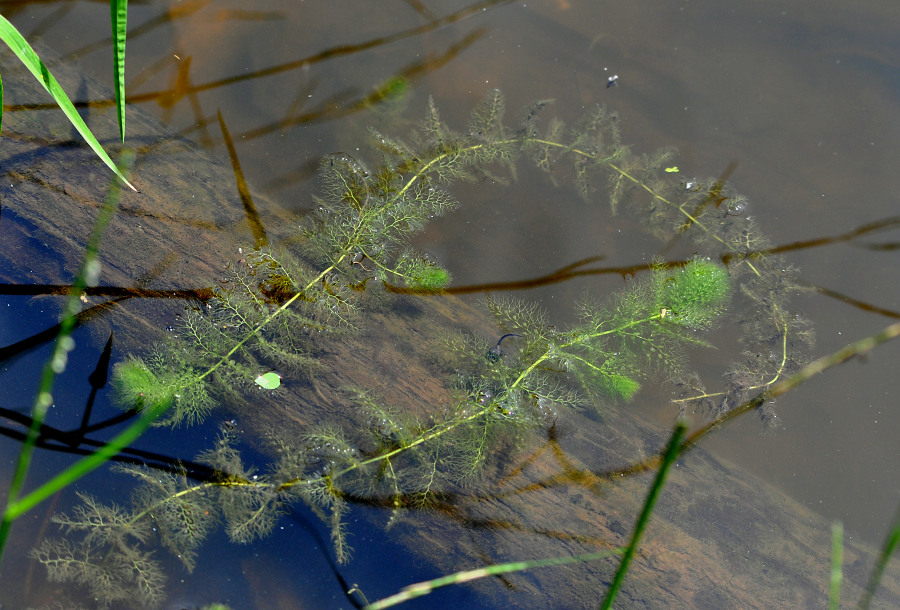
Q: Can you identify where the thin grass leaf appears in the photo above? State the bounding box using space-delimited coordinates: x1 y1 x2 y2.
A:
829 521 842 610
0 15 136 191
600 420 688 610
0 151 136 557
364 548 625 610
1 72 4 132
6 397 171 521
858 502 900 610
110 0 128 142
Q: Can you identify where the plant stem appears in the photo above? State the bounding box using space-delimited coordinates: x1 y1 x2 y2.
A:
279 311 664 491
0 152 133 564
600 420 687 609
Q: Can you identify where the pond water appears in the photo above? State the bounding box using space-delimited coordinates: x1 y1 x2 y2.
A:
2 0 900 608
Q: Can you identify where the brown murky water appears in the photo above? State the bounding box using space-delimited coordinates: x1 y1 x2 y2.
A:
2 0 900 608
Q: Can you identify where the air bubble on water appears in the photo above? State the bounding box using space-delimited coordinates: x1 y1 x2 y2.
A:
726 200 746 216
477 389 494 405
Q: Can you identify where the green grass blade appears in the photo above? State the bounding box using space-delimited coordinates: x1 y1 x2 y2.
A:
829 521 843 610
110 0 127 142
0 15 136 191
858 502 900 609
0 151 134 560
600 420 688 610
4 399 171 520
363 548 625 610
1 72 4 132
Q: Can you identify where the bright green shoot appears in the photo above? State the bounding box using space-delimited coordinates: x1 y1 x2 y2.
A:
111 0 129 142
0 15 136 191
363 548 626 609
600 421 687 609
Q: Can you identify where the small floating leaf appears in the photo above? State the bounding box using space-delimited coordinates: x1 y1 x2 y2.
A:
255 372 281 390
665 166 679 173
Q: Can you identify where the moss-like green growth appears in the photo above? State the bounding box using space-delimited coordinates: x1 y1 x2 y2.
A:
111 358 173 409
658 259 730 329
395 252 452 292
111 349 214 426
600 372 642 402
414 266 451 291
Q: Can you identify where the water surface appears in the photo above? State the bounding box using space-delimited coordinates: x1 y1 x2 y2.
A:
2 0 899 607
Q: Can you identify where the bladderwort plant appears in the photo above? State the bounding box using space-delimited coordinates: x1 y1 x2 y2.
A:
27 90 820 606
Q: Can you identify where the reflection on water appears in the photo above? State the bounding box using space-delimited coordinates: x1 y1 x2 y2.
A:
2 0 900 608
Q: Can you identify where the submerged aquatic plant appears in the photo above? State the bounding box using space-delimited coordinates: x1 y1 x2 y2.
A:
33 90 812 605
